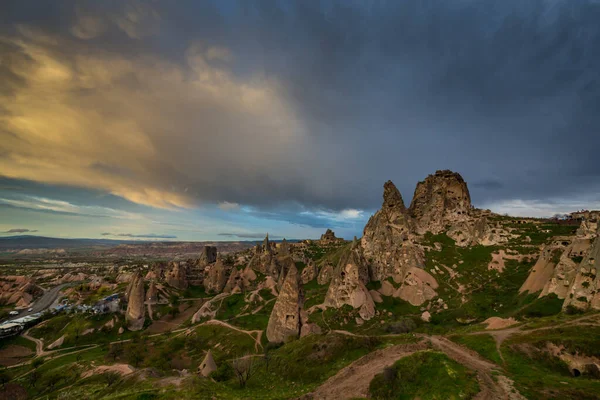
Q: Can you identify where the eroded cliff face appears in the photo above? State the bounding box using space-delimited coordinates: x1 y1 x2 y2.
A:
165 262 188 290
126 271 145 331
266 264 304 343
361 180 424 282
563 225 600 310
324 240 375 320
409 170 472 235
204 258 229 294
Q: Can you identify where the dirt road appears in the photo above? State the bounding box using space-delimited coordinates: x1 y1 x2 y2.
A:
305 341 428 399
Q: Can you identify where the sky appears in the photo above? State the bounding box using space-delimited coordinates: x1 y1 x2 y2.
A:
1 0 600 241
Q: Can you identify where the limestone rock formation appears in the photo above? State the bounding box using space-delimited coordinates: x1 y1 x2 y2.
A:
48 335 65 350
278 238 290 256
266 264 304 343
247 234 276 275
223 268 245 294
361 181 424 282
320 229 343 244
563 225 600 310
165 262 188 289
317 263 334 285
146 281 159 303
204 258 229 294
324 241 375 320
394 267 439 306
199 246 218 265
125 271 145 331
301 262 318 284
199 350 217 377
409 170 472 235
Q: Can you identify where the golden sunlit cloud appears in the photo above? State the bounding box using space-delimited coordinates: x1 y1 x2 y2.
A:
0 26 305 210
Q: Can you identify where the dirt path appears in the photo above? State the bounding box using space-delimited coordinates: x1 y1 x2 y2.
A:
305 341 428 399
22 331 45 357
199 319 263 352
467 312 600 363
428 336 525 400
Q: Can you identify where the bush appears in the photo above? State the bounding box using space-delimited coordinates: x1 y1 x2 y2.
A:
386 318 417 334
210 362 234 382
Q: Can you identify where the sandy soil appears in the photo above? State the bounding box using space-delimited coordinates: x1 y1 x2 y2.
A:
0 345 33 366
483 317 519 330
81 363 135 378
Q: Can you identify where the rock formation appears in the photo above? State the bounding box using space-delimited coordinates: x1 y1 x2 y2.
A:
125 271 145 331
361 181 425 282
199 246 218 265
223 268 245 294
165 261 188 289
146 280 159 303
409 170 472 235
204 258 229 294
301 262 318 284
199 350 217 377
247 234 276 275
317 263 334 285
320 229 343 244
266 264 304 343
324 240 375 320
563 225 600 310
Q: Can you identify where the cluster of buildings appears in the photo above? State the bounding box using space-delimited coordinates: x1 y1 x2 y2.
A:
0 313 43 338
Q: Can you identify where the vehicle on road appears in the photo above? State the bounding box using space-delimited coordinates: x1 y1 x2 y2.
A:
28 308 33 312
9 311 19 316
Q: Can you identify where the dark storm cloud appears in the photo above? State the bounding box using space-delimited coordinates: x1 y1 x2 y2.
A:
3 228 38 233
1 0 600 215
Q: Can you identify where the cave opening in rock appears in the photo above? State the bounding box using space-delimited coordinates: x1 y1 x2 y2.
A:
572 368 581 377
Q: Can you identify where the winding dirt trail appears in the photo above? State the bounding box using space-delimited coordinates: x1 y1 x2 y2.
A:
304 333 525 400
305 341 428 399
199 319 263 352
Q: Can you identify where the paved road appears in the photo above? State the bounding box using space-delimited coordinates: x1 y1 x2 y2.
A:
4 283 72 321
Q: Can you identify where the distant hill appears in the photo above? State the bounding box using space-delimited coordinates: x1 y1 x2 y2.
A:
0 235 136 250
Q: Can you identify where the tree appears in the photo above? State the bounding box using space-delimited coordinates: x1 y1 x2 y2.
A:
107 343 123 362
102 371 121 387
168 305 180 318
231 355 256 388
0 368 10 388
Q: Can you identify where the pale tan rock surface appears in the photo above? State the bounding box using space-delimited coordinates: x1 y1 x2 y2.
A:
165 262 188 289
204 258 229 294
199 350 217 377
266 264 304 343
324 241 375 320
126 271 145 331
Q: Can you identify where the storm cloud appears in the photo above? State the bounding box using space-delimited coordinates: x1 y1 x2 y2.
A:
1 0 600 221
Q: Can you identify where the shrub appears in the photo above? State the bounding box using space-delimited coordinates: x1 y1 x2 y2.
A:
386 318 417 334
210 363 234 382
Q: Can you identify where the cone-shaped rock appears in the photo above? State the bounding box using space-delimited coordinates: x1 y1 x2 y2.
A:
362 180 424 282
266 264 304 343
563 224 600 310
409 170 472 234
166 261 188 289
146 280 159 303
126 271 145 331
204 257 229 294
324 241 375 320
199 349 217 377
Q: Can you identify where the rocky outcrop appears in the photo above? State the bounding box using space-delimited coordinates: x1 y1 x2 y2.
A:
165 262 188 289
266 264 304 343
361 181 424 282
324 241 375 320
223 268 245 294
125 271 145 331
146 281 159 303
204 258 229 294
320 229 343 244
199 246 218 265
317 263 334 285
301 262 318 284
394 267 439 306
248 234 276 275
409 170 472 235
0 277 43 307
199 350 217 377
48 335 65 350
563 226 600 310
278 238 290 256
